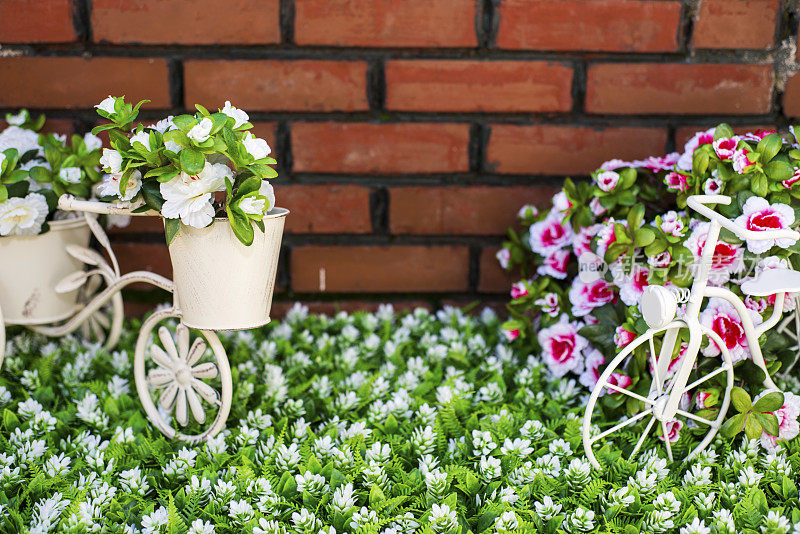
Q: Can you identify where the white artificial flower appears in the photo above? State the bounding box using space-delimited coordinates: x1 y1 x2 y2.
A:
221 101 249 128
160 161 231 228
83 132 103 152
58 166 82 184
96 170 142 202
242 131 271 160
6 110 26 126
0 193 48 236
238 180 276 216
0 125 44 157
188 118 213 143
99 148 123 173
130 130 153 151
151 116 176 134
95 96 116 115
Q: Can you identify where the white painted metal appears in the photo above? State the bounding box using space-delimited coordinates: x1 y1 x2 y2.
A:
742 268 800 296
55 195 288 442
583 194 800 466
168 209 288 331
0 218 91 324
134 307 232 442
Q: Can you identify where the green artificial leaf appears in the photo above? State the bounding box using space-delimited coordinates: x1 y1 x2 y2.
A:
180 148 205 175
714 123 735 141
693 150 709 177
752 390 784 413
754 412 779 437
751 171 769 197
633 227 655 247
721 412 746 438
744 413 763 440
164 218 180 246
757 133 782 163
764 160 794 182
731 387 752 412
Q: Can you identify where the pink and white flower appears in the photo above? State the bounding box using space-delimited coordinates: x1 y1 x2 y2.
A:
517 204 538 219
552 191 572 215
529 214 573 256
713 137 738 160
502 328 520 342
569 278 615 317
782 168 800 189
603 373 633 395
685 222 744 284
699 297 762 363
589 197 607 217
600 159 632 171
678 128 715 171
538 249 570 279
535 293 560 317
537 314 588 377
573 224 600 257
659 419 683 443
648 251 672 269
703 177 723 195
510 282 529 300
579 348 605 388
496 248 511 269
664 172 689 192
595 170 620 192
635 152 680 173
595 218 625 258
659 210 685 237
743 129 775 142
732 149 757 174
756 391 800 452
734 197 796 254
614 265 650 306
695 391 713 410
614 326 635 348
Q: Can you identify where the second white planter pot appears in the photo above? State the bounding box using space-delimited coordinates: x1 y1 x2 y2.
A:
0 218 91 324
168 208 288 331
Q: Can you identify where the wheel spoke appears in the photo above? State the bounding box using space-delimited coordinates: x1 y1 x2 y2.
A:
629 416 656 460
604 382 654 405
158 326 180 362
676 409 716 427
684 366 728 392
592 409 654 443
93 310 111 329
649 335 662 395
186 338 207 367
661 421 674 462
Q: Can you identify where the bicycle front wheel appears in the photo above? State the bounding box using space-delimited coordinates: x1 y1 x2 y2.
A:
583 321 734 468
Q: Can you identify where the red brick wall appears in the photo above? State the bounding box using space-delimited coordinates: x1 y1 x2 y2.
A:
1 0 798 314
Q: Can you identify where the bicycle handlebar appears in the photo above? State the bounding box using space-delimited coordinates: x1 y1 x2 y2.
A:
58 195 160 217
686 194 800 242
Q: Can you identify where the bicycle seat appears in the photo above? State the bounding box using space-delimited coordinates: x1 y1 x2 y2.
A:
741 268 800 296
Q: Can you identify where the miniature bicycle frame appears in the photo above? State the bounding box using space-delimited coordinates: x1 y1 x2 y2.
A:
0 213 125 368
583 194 800 467
56 196 260 443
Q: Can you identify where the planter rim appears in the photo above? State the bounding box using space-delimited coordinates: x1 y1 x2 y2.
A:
0 216 87 241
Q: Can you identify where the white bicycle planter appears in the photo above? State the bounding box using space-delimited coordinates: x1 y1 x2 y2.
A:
583 194 800 467
48 195 288 442
0 214 125 368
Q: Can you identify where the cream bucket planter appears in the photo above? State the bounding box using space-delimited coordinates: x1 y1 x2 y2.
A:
0 218 91 324
168 208 289 331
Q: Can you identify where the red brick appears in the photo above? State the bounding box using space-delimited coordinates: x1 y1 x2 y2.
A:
107 217 166 235
674 123 775 147
0 0 76 43
292 123 470 174
586 63 774 115
291 246 470 292
0 57 170 109
112 243 172 289
693 0 778 50
385 60 573 112
496 0 682 52
784 73 800 118
92 0 280 45
294 0 477 48
185 60 368 112
0 118 76 136
487 125 667 175
280 185 372 234
389 186 559 235
250 122 279 150
479 248 516 293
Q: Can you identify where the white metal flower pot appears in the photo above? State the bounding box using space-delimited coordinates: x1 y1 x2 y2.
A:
0 218 91 324
167 208 288 331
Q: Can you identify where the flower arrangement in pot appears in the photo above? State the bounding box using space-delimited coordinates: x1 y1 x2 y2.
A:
92 96 287 330
498 123 800 452
0 109 105 323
